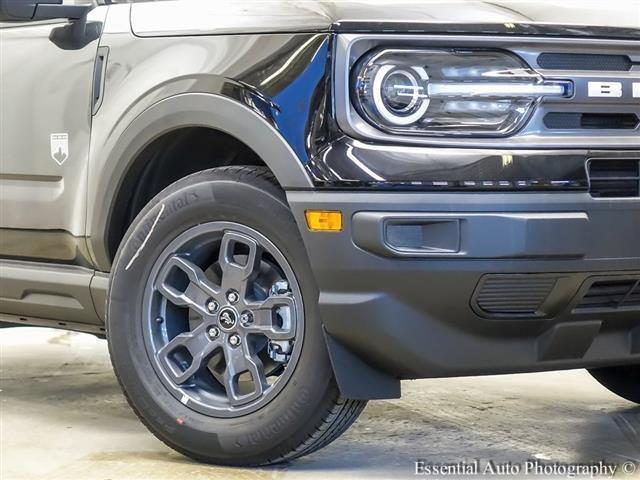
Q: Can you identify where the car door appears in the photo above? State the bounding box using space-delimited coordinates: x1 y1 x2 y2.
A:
0 1 106 266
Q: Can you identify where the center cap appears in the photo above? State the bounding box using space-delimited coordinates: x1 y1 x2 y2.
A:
218 307 237 331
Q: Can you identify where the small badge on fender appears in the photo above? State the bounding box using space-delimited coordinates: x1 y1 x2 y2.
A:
50 133 69 165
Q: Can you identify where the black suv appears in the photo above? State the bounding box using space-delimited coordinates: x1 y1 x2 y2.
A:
1 0 639 467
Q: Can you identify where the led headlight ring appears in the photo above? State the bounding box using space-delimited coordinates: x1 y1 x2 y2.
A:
371 65 430 126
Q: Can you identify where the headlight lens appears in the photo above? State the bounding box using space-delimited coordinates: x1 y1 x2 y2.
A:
352 48 571 137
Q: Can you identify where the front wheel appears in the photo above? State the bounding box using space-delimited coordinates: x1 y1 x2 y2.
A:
588 365 640 404
107 166 366 465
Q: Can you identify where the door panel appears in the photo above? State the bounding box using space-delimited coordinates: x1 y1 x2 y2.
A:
0 6 107 265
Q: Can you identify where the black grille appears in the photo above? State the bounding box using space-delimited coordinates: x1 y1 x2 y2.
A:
544 113 639 130
576 279 640 310
537 53 633 71
475 275 557 316
589 159 640 198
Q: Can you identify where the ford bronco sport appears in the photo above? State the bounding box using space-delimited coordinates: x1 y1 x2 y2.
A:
1 0 639 467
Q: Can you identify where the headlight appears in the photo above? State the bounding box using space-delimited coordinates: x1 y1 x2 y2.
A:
352 48 571 137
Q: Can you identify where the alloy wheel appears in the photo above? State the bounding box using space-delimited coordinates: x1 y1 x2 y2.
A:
142 222 304 417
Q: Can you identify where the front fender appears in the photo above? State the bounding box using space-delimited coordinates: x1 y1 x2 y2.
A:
87 92 314 271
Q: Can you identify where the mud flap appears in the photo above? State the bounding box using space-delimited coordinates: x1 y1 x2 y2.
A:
323 328 401 400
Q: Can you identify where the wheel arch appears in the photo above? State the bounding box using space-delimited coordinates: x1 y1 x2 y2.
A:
88 93 313 272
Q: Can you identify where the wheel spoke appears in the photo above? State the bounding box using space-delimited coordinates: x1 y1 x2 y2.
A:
222 338 268 406
244 295 296 340
156 255 220 317
218 231 262 297
157 322 221 385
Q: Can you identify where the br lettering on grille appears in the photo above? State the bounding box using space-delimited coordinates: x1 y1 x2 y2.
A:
588 81 640 99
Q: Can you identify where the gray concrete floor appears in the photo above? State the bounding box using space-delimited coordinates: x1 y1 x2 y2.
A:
2 327 640 479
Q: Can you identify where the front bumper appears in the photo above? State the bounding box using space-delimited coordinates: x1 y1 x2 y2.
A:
287 190 640 380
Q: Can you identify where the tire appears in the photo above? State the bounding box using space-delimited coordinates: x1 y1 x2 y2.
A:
107 166 366 466
588 365 640 404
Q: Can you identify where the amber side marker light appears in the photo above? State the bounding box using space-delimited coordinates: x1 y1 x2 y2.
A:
305 210 343 232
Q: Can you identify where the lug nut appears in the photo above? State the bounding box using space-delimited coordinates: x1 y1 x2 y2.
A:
229 333 241 347
207 326 220 339
226 290 239 304
240 311 254 326
206 299 219 313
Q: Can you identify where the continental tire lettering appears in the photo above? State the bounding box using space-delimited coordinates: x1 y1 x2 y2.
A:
161 191 200 220
235 387 311 447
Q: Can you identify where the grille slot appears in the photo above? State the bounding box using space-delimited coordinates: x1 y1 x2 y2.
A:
475 275 557 316
576 279 640 310
537 53 633 71
544 113 639 130
589 159 640 198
